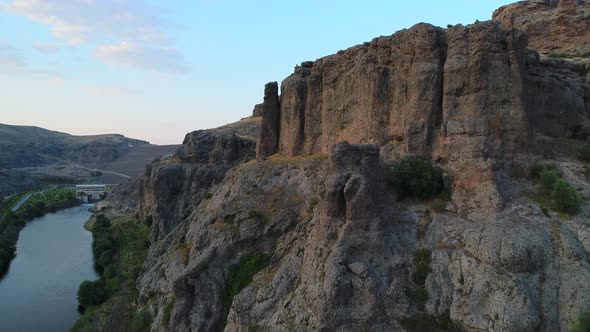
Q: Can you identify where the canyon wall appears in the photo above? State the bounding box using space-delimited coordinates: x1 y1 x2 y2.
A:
257 4 590 212
128 2 590 332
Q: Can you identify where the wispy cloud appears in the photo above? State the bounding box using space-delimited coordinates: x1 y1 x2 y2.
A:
32 41 63 53
96 42 190 74
1 0 190 74
86 86 142 96
0 43 60 78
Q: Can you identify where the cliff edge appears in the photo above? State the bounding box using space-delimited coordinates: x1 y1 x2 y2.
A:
105 2 590 332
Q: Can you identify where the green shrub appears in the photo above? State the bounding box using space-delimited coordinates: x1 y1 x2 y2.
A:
416 288 429 307
552 179 582 214
547 52 574 59
389 157 444 200
131 307 152 332
429 198 446 212
247 209 266 221
77 279 108 308
571 312 590 332
539 169 561 193
93 234 114 256
144 215 153 227
412 248 432 286
203 192 213 200
226 252 273 303
163 296 175 325
531 163 554 179
94 215 111 230
532 165 582 215
401 313 463 332
98 250 113 267
577 145 590 163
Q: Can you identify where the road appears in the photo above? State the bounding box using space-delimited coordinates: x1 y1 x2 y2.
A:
77 165 131 179
10 186 57 212
11 193 33 212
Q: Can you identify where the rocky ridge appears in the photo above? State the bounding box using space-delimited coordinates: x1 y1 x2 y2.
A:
110 2 590 331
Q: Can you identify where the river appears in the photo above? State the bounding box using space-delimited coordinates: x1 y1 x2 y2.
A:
0 205 98 332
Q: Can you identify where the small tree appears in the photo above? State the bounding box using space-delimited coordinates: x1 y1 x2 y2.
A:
577 145 590 162
552 179 582 214
389 157 444 200
77 280 108 308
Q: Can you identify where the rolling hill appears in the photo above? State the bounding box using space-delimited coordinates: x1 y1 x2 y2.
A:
0 123 179 197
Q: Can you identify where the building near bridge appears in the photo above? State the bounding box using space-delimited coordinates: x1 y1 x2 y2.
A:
76 184 106 202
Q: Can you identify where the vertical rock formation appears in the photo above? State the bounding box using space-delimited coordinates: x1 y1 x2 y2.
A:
278 24 447 157
130 2 590 332
437 23 529 212
251 103 263 117
140 128 257 240
255 82 280 160
493 0 590 56
258 22 534 212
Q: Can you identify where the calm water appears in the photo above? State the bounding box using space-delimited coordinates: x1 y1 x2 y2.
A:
0 205 98 332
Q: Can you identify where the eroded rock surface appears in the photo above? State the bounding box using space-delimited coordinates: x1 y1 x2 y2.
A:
125 2 590 332
493 0 590 56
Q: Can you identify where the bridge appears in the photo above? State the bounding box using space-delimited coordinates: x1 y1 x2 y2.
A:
75 184 106 202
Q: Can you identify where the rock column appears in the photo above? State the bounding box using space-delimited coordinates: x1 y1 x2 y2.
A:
256 82 280 160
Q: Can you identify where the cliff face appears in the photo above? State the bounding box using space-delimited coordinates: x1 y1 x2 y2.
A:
258 14 590 214
130 2 590 332
493 0 590 56
139 118 259 240
259 22 530 213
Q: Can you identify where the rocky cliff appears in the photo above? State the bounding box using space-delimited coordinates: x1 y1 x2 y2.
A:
123 2 590 331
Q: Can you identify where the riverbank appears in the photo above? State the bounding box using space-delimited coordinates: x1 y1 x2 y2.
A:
0 188 81 277
71 210 151 332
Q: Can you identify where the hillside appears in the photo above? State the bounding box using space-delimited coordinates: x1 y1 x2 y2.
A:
85 1 590 331
0 124 151 169
0 124 179 197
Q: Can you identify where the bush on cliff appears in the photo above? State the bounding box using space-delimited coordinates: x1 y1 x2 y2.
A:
389 157 444 200
571 311 590 332
532 165 582 215
226 252 273 304
552 179 582 215
577 145 590 163
77 279 108 308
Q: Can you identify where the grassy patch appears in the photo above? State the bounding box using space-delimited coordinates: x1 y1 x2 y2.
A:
175 241 192 266
401 313 463 332
163 296 175 326
247 209 266 222
571 311 590 332
226 252 273 305
577 145 590 163
131 307 152 332
546 51 575 59
412 248 432 286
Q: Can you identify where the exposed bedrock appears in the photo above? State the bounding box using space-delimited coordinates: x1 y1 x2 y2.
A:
257 18 589 213
138 143 590 332
140 129 256 240
257 22 531 213
256 82 281 161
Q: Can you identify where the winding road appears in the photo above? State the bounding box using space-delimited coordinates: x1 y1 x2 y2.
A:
11 194 33 212
77 165 130 179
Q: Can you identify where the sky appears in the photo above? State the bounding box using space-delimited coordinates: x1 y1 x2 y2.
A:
0 0 511 145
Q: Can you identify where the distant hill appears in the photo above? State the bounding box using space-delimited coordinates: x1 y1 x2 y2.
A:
0 124 152 168
0 123 180 197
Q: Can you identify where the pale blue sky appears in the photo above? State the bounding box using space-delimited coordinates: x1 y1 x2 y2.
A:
0 0 511 144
